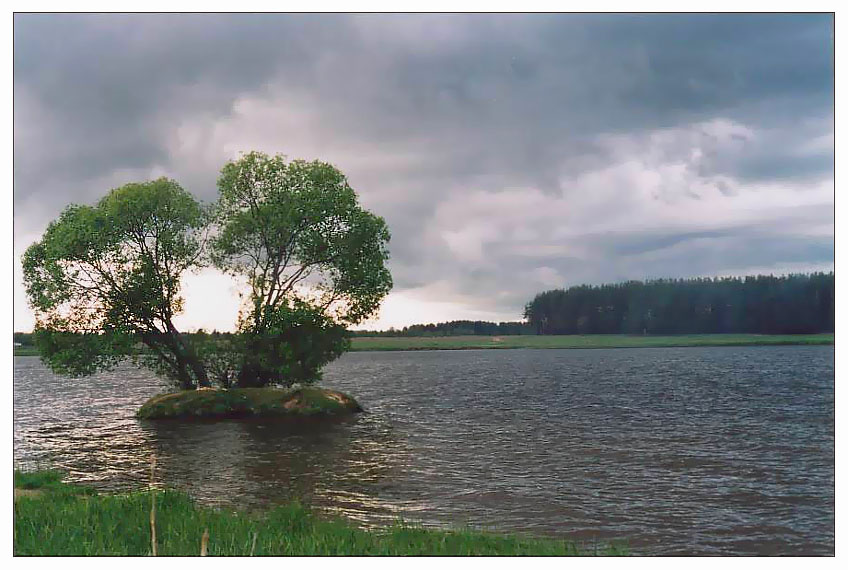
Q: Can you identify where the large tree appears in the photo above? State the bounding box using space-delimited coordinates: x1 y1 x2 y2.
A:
22 178 211 389
23 154 393 390
211 152 392 387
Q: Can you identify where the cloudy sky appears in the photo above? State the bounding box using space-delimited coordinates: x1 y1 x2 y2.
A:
13 13 834 332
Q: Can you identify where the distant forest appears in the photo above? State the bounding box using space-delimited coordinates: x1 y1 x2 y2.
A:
524 273 834 335
350 320 536 337
15 273 834 342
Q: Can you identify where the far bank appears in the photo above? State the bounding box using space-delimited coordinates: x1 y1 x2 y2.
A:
348 333 834 352
13 333 834 357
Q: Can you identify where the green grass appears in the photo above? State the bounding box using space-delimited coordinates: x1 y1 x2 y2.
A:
350 333 834 352
14 470 94 494
14 471 625 556
136 386 362 420
16 333 833 358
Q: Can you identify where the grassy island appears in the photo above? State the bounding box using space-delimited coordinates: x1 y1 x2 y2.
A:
136 386 362 420
13 470 624 556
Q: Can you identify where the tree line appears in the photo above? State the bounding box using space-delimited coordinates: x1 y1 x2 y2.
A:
350 320 536 337
523 273 834 335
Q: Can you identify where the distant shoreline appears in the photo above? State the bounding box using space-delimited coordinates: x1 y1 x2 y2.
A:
348 333 834 352
14 333 833 357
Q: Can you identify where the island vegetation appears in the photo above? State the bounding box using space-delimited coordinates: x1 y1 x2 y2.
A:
135 386 362 420
14 470 624 556
21 152 391 417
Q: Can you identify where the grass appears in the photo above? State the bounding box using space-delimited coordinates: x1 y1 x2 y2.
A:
136 386 362 420
349 333 835 352
15 333 833 358
14 469 95 495
14 470 625 556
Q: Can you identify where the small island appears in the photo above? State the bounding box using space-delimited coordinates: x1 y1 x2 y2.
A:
136 386 363 420
22 154 393 423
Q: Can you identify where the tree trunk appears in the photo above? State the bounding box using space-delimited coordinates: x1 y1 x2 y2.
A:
165 322 210 388
163 335 197 390
142 333 195 390
237 359 264 388
236 336 266 388
144 325 210 390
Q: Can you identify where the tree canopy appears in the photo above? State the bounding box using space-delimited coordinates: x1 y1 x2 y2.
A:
524 273 834 335
212 152 392 327
211 152 392 386
23 178 210 388
23 154 393 390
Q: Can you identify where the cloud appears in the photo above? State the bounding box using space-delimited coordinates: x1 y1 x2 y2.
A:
14 13 834 330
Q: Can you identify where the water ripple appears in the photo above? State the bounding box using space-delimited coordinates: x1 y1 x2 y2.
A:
14 345 833 555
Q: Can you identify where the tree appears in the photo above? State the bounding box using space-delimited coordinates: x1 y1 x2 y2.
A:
211 152 392 387
23 153 393 391
22 178 211 389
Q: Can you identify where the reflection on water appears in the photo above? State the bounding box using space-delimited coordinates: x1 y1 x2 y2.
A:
13 355 413 525
14 346 834 555
139 417 412 525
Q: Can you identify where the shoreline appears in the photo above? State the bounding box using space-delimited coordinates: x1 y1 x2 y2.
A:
348 333 834 352
14 470 625 556
14 333 834 358
136 386 362 419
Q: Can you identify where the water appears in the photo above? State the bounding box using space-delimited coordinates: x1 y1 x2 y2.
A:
14 346 834 555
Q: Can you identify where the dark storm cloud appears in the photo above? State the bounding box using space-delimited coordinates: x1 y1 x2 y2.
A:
14 13 834 327
14 14 344 200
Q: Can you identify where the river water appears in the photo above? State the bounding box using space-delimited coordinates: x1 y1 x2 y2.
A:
13 346 834 555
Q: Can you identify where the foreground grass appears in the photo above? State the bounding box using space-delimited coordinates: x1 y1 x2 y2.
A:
349 333 834 352
14 471 624 556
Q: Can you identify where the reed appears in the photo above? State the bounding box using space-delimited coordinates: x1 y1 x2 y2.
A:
150 455 157 556
200 528 209 556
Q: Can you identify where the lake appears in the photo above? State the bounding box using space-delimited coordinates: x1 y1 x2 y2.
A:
13 345 834 555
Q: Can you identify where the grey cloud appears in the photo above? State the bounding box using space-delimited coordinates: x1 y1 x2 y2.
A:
14 13 834 327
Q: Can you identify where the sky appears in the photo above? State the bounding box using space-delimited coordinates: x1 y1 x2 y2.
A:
13 13 834 332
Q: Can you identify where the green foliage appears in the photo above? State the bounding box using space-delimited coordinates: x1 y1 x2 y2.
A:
525 273 835 335
22 153 394 390
135 386 362 419
351 320 536 337
15 474 620 555
22 178 210 388
14 469 66 489
212 152 391 328
13 331 34 346
32 329 135 377
212 152 391 387
135 389 253 419
238 301 350 387
14 470 96 501
193 332 243 388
